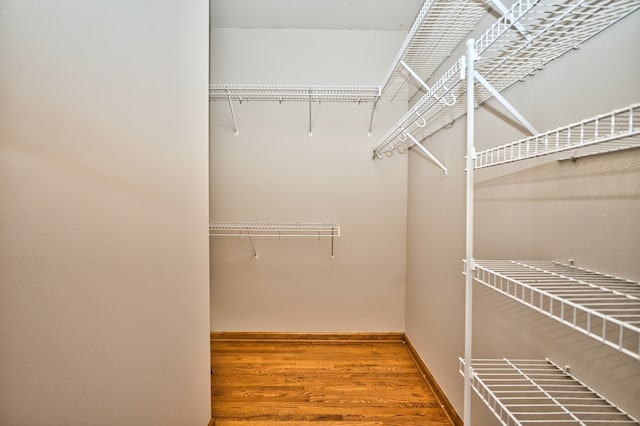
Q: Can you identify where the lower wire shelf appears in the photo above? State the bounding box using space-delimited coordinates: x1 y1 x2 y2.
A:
209 221 340 258
459 358 640 425
471 260 640 361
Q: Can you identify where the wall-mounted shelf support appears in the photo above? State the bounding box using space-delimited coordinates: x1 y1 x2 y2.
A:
209 222 341 259
245 228 257 258
368 97 378 137
400 60 431 92
227 89 239 136
406 132 447 175
308 88 313 136
473 71 538 136
400 60 457 108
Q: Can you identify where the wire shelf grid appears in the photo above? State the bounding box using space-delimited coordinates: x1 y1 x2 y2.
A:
373 0 640 158
209 221 340 238
209 84 381 103
380 0 487 102
459 358 640 426
471 260 640 361
475 104 640 168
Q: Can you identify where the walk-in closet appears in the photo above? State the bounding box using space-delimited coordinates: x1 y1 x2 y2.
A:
1 1 638 425
210 0 640 424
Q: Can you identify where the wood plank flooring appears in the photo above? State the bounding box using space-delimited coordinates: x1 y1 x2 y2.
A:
211 336 455 425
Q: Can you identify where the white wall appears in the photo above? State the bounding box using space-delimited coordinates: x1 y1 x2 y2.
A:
0 1 210 425
211 28 404 85
405 10 640 424
210 28 408 332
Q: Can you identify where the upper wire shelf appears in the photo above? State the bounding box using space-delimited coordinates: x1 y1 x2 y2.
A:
380 0 487 102
209 84 381 103
471 260 640 361
475 103 640 168
373 0 640 158
459 358 640 426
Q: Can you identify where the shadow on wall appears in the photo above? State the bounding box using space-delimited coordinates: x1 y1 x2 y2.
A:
475 147 640 201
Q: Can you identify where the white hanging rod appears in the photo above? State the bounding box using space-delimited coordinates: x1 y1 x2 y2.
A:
470 260 640 361
209 221 340 238
475 103 640 169
459 358 640 426
373 0 640 158
209 84 380 103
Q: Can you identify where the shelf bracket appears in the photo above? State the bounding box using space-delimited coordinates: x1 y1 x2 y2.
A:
400 60 431 92
308 88 313 136
331 233 335 259
368 97 378 137
226 89 239 136
244 227 258 258
474 71 538 136
400 60 456 107
405 132 448 176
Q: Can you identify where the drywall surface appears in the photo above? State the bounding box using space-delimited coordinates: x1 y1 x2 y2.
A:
210 28 408 332
0 2 210 425
210 101 407 332
211 28 405 85
405 11 640 425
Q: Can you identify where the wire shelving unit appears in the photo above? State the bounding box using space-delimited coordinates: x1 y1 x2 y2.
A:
472 260 640 361
209 84 381 136
373 0 640 158
209 84 381 103
475 104 640 168
380 0 487 102
209 221 340 237
209 221 340 258
459 358 640 426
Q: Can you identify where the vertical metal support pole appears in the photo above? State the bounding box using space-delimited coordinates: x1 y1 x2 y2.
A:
368 97 379 137
464 38 476 426
227 89 239 136
308 88 313 136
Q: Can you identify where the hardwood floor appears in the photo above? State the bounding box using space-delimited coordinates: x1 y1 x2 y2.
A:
211 334 455 425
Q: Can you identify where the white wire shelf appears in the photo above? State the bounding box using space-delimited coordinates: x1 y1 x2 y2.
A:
459 358 640 426
475 104 640 168
380 0 487 102
209 221 340 237
373 0 640 158
209 84 381 103
470 260 640 361
209 221 340 258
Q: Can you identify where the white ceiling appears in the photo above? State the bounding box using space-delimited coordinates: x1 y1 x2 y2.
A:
210 0 424 31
